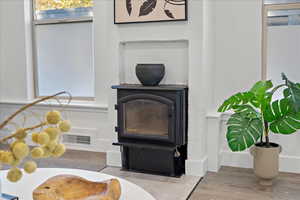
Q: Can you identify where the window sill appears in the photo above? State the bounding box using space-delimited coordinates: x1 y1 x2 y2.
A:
34 17 93 25
0 99 108 113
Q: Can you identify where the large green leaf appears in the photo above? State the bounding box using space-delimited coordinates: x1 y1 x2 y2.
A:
264 98 291 122
264 98 300 134
218 92 255 112
282 73 300 112
270 112 300 134
226 113 263 152
250 80 273 102
283 88 290 98
232 105 260 119
249 98 260 108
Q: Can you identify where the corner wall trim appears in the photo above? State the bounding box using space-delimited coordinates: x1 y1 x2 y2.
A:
186 157 208 177
107 151 122 167
207 113 222 172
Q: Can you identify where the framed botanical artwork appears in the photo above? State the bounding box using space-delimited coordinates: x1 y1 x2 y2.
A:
114 0 187 24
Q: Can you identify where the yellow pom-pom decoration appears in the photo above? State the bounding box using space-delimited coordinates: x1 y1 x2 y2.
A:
11 158 21 167
14 128 27 140
46 110 61 124
10 140 24 149
52 144 66 157
1 151 14 165
31 132 39 143
37 132 50 145
7 168 22 182
46 140 58 152
58 120 71 132
31 133 39 143
0 150 5 160
31 147 44 159
24 161 37 174
41 146 52 158
44 127 60 141
12 142 29 160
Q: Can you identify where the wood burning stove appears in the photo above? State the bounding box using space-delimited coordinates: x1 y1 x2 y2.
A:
112 84 188 177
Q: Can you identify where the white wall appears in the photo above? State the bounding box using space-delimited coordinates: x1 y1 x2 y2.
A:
0 0 28 101
94 0 209 176
207 0 300 174
0 0 111 152
0 103 110 150
0 0 211 177
212 0 262 108
0 1 3 96
119 40 189 85
207 0 264 172
2 0 300 176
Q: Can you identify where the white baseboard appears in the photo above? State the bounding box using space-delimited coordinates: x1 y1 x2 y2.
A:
221 150 300 173
186 156 208 177
107 151 122 167
221 151 253 169
278 155 300 174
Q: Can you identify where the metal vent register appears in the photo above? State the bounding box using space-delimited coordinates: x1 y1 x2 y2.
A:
63 134 91 145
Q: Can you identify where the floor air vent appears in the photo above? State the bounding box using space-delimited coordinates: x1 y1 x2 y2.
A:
63 134 91 145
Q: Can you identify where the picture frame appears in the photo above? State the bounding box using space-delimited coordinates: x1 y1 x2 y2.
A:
114 0 188 24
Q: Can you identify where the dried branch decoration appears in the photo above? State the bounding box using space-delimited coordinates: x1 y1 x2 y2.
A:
0 91 72 182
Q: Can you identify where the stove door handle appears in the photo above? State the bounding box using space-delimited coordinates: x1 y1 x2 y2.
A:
168 106 175 118
114 104 119 110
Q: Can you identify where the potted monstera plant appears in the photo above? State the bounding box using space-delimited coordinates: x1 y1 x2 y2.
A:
218 73 300 186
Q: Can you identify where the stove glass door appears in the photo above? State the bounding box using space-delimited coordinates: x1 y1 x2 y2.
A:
124 99 169 137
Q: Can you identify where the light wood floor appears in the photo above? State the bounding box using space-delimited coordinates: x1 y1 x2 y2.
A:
4 147 299 200
189 166 300 200
47 150 300 200
1 148 107 171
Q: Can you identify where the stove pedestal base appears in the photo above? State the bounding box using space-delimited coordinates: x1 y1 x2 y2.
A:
118 144 187 177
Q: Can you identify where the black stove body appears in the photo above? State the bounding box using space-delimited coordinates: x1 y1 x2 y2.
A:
112 84 188 177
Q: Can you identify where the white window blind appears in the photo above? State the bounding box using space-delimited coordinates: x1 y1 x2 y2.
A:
35 22 95 98
267 25 300 99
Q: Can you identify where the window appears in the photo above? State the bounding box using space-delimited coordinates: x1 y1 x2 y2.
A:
32 0 95 99
34 0 93 21
264 0 300 27
265 0 300 4
263 1 300 99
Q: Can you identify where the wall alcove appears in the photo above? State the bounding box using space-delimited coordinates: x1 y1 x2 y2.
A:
118 40 189 85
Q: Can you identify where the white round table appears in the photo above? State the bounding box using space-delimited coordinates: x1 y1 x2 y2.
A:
0 168 156 200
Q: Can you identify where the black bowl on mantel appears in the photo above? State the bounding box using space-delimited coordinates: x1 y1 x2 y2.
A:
135 64 165 86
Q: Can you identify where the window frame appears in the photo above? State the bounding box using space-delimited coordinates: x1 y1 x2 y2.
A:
262 2 300 80
31 0 95 100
